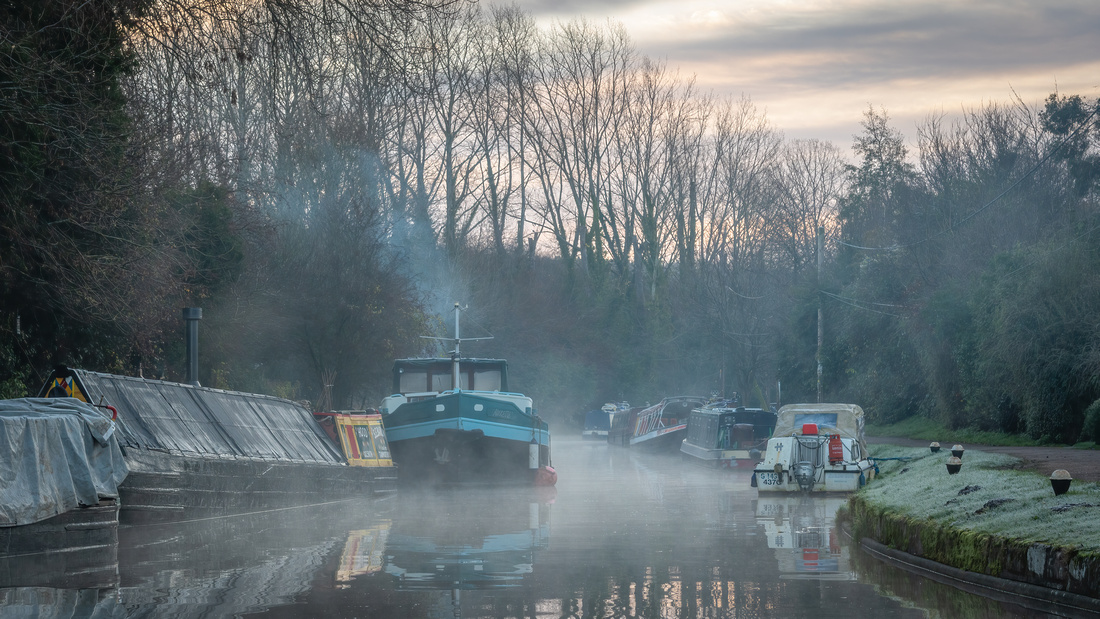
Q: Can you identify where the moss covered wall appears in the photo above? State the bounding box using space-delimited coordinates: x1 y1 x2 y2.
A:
848 494 1100 598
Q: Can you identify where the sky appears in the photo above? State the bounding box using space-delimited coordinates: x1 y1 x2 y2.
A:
511 0 1100 154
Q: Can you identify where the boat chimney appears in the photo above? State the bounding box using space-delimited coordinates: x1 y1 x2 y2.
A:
182 307 202 386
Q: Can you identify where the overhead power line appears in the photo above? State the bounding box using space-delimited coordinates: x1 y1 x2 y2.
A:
820 290 904 318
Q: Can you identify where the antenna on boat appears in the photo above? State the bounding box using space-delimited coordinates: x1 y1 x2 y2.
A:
420 303 493 391
452 303 461 389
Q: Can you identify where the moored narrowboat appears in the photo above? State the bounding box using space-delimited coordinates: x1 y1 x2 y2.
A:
582 402 626 440
607 396 706 451
0 397 125 586
680 404 777 468
39 366 397 524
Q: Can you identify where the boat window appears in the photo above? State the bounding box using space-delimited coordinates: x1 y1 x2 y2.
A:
399 370 430 393
354 425 376 459
432 373 454 391
794 412 838 429
371 424 390 459
472 369 501 391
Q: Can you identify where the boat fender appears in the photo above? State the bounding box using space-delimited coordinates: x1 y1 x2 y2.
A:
535 465 557 486
529 439 539 469
750 472 757 488
859 471 866 486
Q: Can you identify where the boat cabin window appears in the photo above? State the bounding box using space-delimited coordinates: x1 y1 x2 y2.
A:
432 373 453 392
793 412 838 430
399 370 432 393
473 369 502 391
396 362 505 394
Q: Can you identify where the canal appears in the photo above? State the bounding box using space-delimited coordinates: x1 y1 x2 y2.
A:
2 438 1041 617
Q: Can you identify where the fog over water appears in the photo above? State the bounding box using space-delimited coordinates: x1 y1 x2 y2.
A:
1 439 1041 618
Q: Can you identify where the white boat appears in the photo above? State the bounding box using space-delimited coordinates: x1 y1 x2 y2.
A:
751 403 875 492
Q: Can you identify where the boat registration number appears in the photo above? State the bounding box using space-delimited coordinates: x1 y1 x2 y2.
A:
756 471 783 487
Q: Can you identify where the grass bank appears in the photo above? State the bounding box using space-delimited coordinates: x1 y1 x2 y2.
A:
865 417 1043 446
866 416 1100 450
848 445 1100 598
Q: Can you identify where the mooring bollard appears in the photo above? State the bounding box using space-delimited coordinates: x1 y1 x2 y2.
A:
1050 469 1072 495
951 444 965 458
946 456 962 474
929 441 940 453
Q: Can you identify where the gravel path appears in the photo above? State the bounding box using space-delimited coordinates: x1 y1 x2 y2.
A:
868 436 1100 482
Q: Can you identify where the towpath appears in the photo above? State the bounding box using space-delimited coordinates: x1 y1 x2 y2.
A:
868 436 1100 482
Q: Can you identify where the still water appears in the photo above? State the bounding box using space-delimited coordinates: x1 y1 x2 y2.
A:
2 438 1040 618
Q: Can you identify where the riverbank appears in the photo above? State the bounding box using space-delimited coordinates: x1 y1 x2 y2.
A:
848 445 1100 607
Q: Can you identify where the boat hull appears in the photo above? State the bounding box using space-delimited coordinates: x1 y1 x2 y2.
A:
629 424 687 451
680 440 762 469
753 435 874 493
383 392 551 483
0 500 119 588
118 450 397 524
387 430 551 483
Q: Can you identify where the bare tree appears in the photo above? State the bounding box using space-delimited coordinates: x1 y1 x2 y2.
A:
526 19 633 280
774 139 845 273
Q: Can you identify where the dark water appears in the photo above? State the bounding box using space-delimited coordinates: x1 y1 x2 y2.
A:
1 439 1044 618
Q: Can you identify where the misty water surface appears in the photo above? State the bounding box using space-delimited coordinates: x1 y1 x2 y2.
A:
0 438 1044 618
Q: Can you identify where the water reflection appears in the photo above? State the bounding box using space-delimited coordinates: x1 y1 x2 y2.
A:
754 496 854 580
335 524 391 584
382 488 552 590
0 439 1056 618
114 502 379 617
0 588 124 619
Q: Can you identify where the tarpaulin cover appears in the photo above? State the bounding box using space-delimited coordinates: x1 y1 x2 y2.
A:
0 398 128 526
68 370 344 463
773 403 867 451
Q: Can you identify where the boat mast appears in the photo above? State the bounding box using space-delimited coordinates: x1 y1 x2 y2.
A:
452 302 461 390
421 303 489 392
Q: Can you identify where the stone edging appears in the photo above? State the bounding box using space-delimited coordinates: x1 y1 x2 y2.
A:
847 495 1100 613
858 535 1100 617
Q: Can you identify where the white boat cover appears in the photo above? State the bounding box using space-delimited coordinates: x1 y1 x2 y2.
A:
0 398 128 526
773 403 867 448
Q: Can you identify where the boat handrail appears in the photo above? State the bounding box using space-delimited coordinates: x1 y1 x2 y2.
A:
438 389 529 397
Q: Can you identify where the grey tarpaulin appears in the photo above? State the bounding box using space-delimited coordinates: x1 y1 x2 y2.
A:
0 398 128 526
62 369 344 463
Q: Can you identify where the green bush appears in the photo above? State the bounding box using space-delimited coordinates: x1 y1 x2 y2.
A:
1081 399 1100 443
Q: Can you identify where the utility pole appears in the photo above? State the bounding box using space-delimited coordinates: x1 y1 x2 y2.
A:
816 226 824 403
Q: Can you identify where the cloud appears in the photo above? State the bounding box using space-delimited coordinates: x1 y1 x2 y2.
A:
501 0 1100 147
636 0 1100 84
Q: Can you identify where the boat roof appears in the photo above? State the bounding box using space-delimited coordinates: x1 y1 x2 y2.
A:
692 405 775 418
774 403 866 442
393 357 508 370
